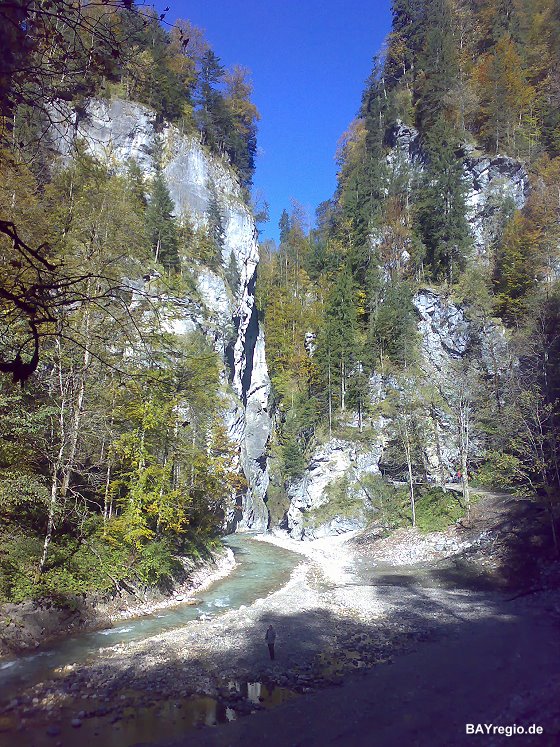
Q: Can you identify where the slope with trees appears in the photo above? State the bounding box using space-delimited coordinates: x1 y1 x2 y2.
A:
260 0 560 546
0 2 260 603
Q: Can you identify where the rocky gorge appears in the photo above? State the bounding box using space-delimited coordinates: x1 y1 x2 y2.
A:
54 98 272 533
52 103 528 546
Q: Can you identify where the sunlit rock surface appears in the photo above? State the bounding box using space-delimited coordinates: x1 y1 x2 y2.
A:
286 439 383 541
53 98 271 530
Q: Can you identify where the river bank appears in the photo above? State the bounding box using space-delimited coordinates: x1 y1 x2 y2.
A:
0 546 236 657
1 493 559 746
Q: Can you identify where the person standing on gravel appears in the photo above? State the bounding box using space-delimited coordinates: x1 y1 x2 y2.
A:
265 624 276 660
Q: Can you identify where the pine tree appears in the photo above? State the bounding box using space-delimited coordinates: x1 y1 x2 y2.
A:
415 0 459 130
368 281 418 368
279 209 290 244
196 49 229 152
315 268 358 423
415 117 471 282
146 170 180 272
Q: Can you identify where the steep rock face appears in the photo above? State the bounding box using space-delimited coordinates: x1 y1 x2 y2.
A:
386 121 529 255
53 98 271 530
414 288 509 377
414 289 472 367
412 289 509 475
464 153 528 254
283 289 509 540
286 439 382 541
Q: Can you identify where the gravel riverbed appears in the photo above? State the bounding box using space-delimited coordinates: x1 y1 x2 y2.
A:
0 524 524 745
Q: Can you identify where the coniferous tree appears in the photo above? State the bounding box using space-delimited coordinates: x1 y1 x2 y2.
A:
315 268 358 419
415 0 459 130
196 49 228 151
279 209 290 244
416 117 471 282
146 169 180 273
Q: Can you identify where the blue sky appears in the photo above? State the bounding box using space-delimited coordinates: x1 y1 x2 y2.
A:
157 1 393 242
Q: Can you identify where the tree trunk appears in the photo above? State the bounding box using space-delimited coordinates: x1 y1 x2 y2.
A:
60 322 91 507
404 422 415 528
458 398 471 518
340 357 346 412
328 358 332 439
431 405 447 491
40 341 66 573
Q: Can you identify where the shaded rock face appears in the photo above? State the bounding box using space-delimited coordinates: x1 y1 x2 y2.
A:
412 289 510 476
54 99 271 530
413 288 510 380
414 288 472 367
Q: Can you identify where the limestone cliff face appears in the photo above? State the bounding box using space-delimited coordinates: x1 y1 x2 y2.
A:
53 98 271 531
282 124 520 541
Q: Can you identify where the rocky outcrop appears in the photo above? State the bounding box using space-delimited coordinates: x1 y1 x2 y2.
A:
464 152 529 254
53 98 271 530
413 288 510 379
385 121 529 255
412 289 510 476
285 438 383 540
414 289 472 367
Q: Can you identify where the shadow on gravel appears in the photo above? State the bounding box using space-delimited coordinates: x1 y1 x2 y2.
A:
1 585 515 747
5 494 560 747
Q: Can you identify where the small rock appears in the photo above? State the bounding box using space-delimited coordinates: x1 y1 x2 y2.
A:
70 718 82 728
46 725 61 737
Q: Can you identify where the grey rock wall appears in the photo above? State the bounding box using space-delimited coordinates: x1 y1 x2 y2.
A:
53 98 271 530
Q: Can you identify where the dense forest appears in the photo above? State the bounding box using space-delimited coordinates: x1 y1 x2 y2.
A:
258 0 560 541
1 0 560 606
0 1 257 601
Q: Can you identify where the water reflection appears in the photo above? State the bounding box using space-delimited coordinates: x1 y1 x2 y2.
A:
0 681 298 747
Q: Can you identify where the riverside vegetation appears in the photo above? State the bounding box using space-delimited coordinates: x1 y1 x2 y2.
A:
0 0 257 604
1 0 560 616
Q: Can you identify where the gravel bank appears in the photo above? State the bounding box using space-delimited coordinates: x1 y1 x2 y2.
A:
0 527 517 746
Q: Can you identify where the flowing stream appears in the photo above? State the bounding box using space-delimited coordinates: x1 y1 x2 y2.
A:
0 535 300 701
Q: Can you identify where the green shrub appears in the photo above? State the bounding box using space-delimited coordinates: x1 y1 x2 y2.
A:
414 487 467 532
136 538 183 587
